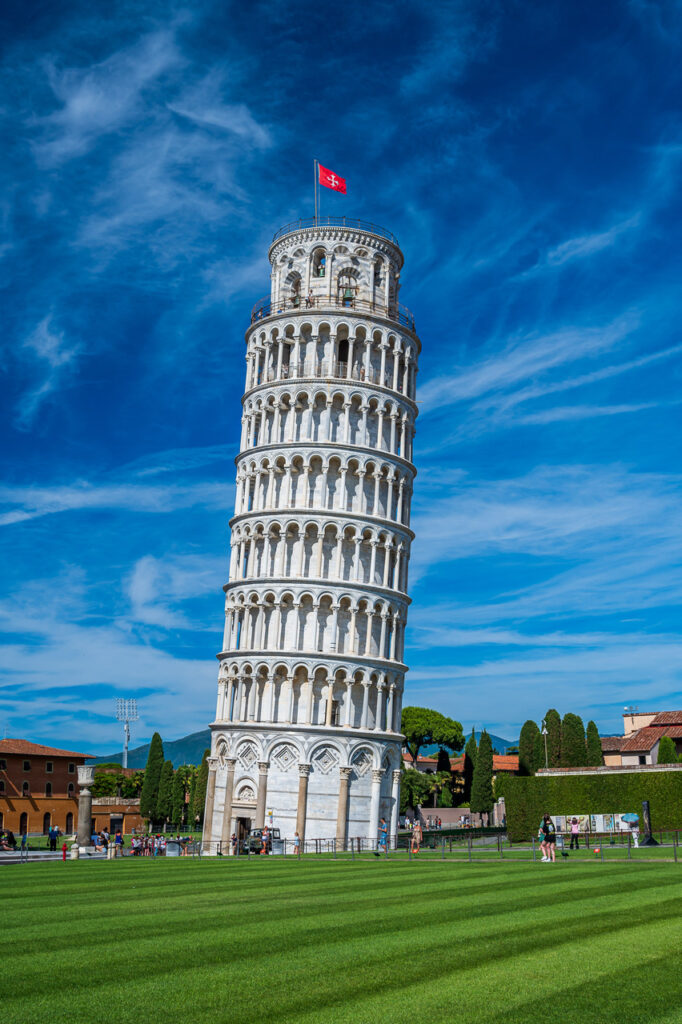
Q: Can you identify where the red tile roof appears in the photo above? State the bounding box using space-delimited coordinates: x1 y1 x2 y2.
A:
450 754 519 772
650 711 682 726
620 726 682 753
0 739 93 758
601 736 624 751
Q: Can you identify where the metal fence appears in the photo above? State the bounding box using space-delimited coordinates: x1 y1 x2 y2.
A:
250 295 416 332
196 829 682 863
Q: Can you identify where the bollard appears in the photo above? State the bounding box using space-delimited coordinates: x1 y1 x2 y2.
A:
468 834 472 862
441 838 445 860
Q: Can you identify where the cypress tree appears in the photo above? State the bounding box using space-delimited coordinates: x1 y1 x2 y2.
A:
191 749 210 829
470 729 494 824
560 713 587 767
543 709 562 767
533 730 545 772
657 735 679 765
463 728 477 802
586 721 603 766
139 732 164 825
518 720 540 776
156 760 174 826
187 769 197 830
172 766 188 827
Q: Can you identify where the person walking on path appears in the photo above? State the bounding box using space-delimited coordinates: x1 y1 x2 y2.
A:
411 821 422 856
293 831 301 856
114 830 124 857
378 817 388 854
569 818 580 850
541 814 556 862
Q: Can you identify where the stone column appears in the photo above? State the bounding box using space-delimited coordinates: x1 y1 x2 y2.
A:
390 769 401 840
336 766 352 848
369 768 383 845
76 765 95 849
220 758 237 852
296 764 311 844
201 758 218 849
255 761 270 829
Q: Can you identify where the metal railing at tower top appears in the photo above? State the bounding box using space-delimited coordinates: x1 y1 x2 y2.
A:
271 216 401 248
250 294 416 332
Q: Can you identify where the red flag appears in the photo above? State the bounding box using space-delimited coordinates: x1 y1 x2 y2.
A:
318 164 346 193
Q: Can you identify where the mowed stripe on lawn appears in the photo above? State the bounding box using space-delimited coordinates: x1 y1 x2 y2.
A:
3 860 681 1024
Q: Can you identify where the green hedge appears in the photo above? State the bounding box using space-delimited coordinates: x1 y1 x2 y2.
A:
505 771 682 841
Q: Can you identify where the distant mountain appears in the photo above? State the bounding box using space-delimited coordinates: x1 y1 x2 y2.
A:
94 727 517 769
93 729 211 769
421 731 516 757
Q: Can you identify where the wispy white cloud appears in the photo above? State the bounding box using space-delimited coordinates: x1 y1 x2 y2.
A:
34 29 182 165
15 314 81 429
0 478 233 527
546 214 642 266
419 313 639 414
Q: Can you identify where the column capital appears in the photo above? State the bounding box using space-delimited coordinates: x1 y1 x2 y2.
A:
371 768 384 784
207 757 219 771
226 757 238 770
257 760 270 774
298 762 312 778
339 766 352 781
392 769 402 784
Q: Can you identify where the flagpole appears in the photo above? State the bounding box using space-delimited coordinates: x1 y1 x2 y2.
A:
314 159 318 223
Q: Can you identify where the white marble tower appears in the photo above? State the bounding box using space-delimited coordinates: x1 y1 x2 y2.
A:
202 216 420 850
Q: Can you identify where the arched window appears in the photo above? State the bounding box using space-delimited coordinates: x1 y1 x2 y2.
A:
22 781 30 796
45 782 52 797
65 812 74 834
19 811 27 835
67 782 75 797
337 269 357 307
312 249 326 278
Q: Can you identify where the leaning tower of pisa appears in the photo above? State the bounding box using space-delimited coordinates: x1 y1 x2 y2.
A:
202 216 420 850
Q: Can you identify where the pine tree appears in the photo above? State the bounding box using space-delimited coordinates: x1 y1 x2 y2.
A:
560 713 587 767
156 760 174 826
657 735 679 765
586 720 603 766
543 709 562 767
533 730 545 772
190 749 210 829
463 728 477 802
518 720 540 776
470 730 494 824
172 765 189 827
139 733 165 825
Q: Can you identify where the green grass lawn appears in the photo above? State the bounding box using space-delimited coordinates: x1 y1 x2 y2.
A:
3 858 682 1024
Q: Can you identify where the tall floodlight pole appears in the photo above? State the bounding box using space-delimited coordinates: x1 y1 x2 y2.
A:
116 699 139 770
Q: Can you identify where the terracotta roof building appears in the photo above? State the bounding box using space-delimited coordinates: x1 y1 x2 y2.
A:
0 739 92 837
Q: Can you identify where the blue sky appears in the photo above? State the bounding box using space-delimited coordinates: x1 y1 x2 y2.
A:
2 0 681 753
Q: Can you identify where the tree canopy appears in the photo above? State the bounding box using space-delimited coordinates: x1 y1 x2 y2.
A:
586 720 603 766
518 720 540 776
560 713 587 767
471 729 494 822
401 706 464 766
189 748 210 827
156 760 174 823
463 728 477 802
139 732 165 823
657 735 679 765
